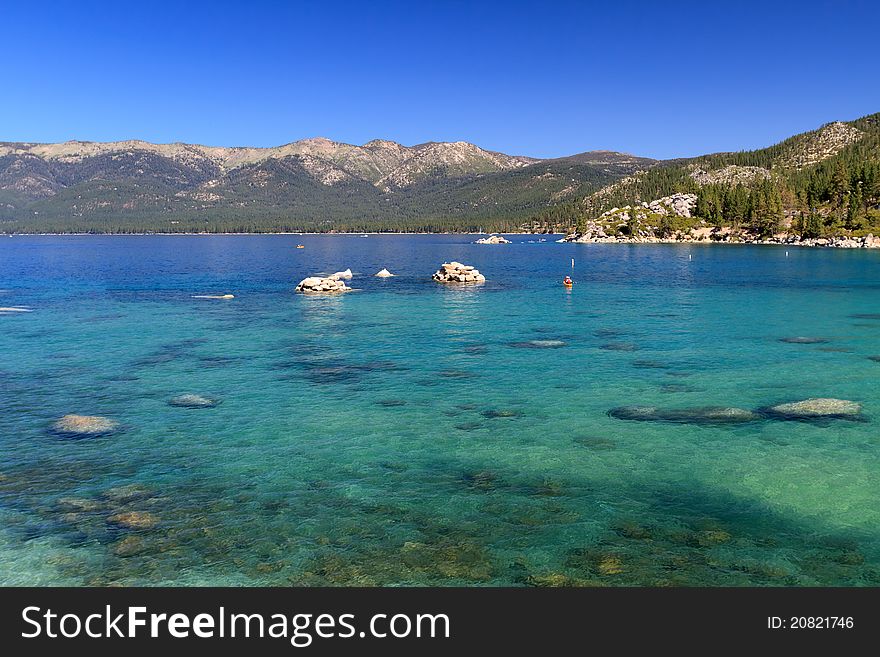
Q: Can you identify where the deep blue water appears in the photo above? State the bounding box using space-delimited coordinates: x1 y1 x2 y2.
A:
1 234 879 585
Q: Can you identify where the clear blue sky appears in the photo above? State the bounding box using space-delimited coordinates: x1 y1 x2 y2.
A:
2 0 878 159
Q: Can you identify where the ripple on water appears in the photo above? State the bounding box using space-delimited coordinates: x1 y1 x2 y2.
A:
509 340 567 349
439 370 479 379
632 359 671 369
600 342 639 352
376 399 407 407
593 328 625 338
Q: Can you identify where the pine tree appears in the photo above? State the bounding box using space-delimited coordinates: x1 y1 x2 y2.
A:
846 183 864 230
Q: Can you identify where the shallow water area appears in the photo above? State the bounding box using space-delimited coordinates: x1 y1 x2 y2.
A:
1 235 879 586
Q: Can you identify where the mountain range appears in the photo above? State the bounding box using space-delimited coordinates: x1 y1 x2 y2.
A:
0 137 652 232
0 112 877 235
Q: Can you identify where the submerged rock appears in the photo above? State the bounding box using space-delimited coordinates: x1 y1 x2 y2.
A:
608 406 657 421
597 555 624 576
525 573 587 587
868 356 880 363
103 484 154 504
295 276 351 294
761 398 863 420
379 461 408 472
531 477 565 497
463 471 499 492
107 511 159 530
509 339 567 349
112 535 147 557
302 366 362 384
608 406 758 424
399 539 494 581
697 529 732 546
56 497 102 512
574 436 616 450
168 394 220 408
613 521 654 540
455 422 483 431
849 313 880 320
51 414 120 437
481 409 523 419
374 268 395 277
294 358 403 385
779 337 829 344
432 262 486 284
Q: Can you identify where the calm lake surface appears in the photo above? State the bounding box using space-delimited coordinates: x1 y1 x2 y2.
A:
1 234 879 586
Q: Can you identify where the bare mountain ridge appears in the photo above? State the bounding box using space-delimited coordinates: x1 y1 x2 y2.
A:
0 136 539 195
0 135 650 231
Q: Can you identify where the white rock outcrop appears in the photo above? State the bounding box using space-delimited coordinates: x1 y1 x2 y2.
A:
474 234 511 244
690 166 771 187
432 262 486 284
328 268 353 280
644 193 698 218
375 268 395 277
295 276 351 293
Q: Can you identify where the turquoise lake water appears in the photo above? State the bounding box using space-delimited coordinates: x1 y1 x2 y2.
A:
1 234 878 586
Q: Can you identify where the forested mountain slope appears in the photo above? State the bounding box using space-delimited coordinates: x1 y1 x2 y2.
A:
555 113 880 239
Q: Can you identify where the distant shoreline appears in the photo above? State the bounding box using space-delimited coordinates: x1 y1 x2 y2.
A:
1 231 552 237
2 233 879 250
